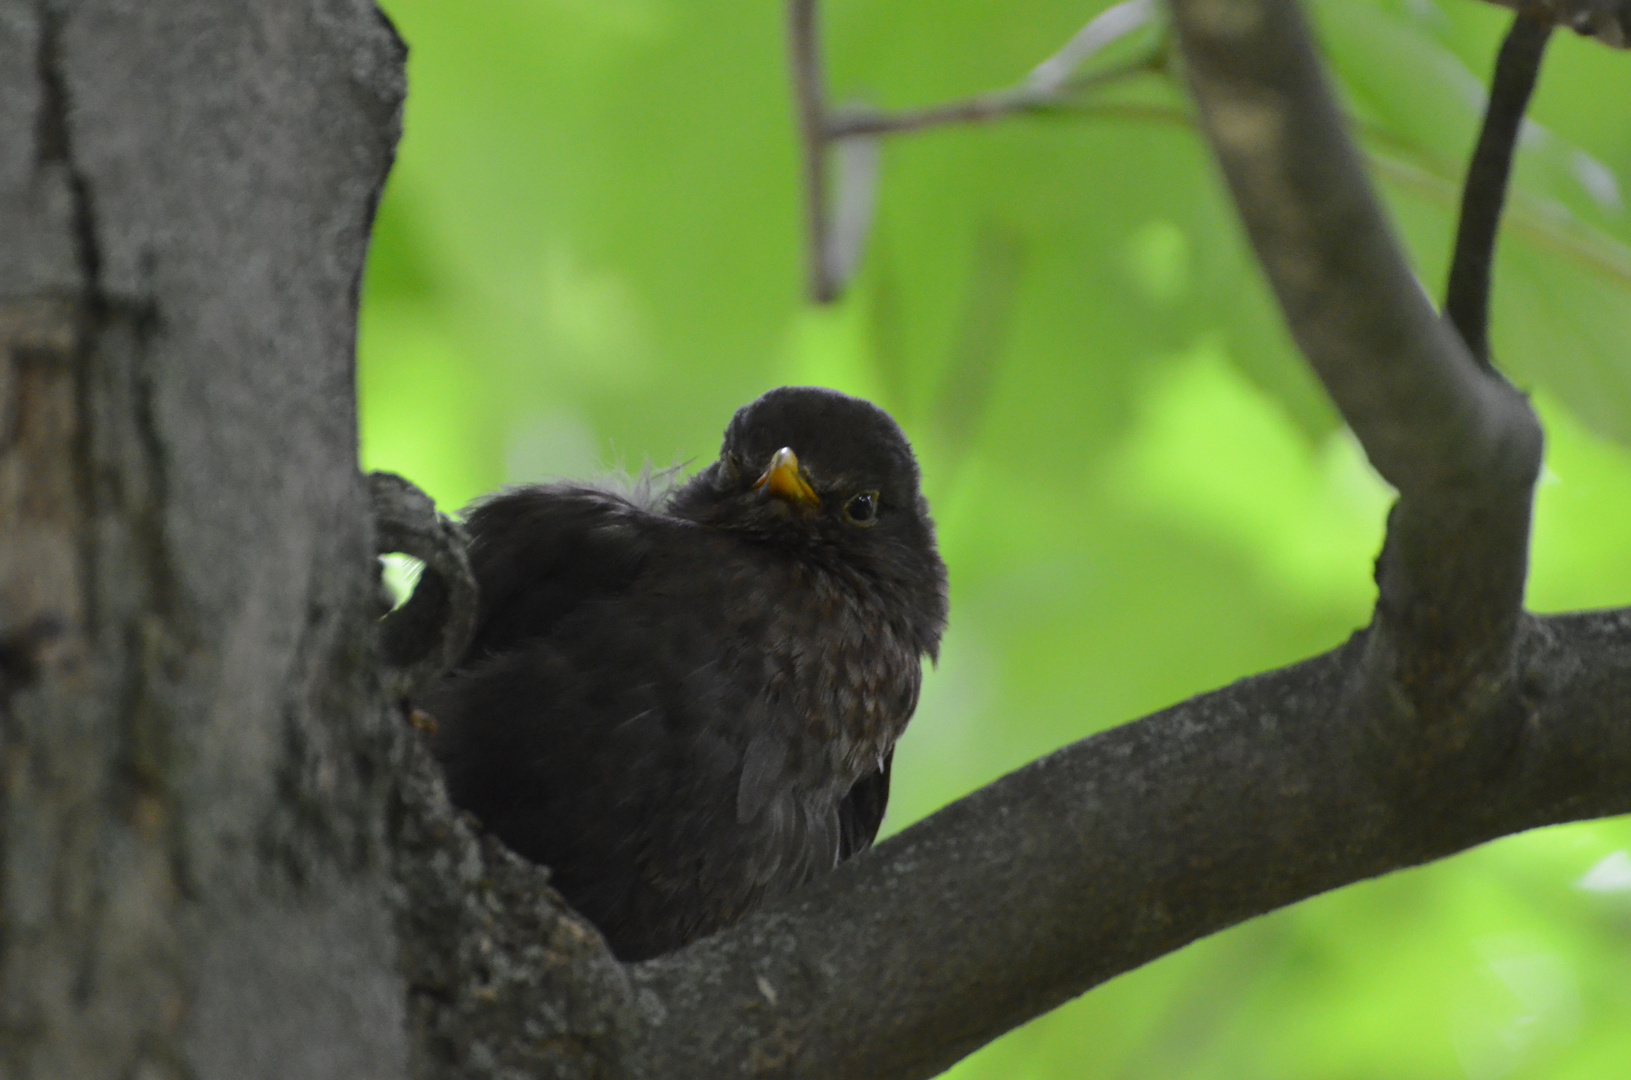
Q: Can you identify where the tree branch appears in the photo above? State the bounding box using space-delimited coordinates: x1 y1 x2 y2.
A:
824 0 1165 140
823 54 1163 140
1168 0 1544 782
1478 0 1630 48
624 610 1631 1080
594 1 1606 1077
1444 14 1552 369
1171 0 1541 500
789 0 1163 300
787 0 834 303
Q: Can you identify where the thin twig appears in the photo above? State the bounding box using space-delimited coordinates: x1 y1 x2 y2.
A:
1050 94 1631 293
788 0 834 302
1444 13 1553 368
871 84 1631 297
825 55 1164 140
1367 148 1631 288
1027 0 1161 93
825 0 1164 140
787 0 1163 301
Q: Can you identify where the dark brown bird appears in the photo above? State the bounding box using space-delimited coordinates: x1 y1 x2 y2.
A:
419 386 948 960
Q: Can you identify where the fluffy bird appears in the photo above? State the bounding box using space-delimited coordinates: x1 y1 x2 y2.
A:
418 386 948 960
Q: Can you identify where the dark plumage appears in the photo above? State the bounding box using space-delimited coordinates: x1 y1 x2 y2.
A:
418 386 948 960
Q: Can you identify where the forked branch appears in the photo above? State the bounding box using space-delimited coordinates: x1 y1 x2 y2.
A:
607 5 1630 1080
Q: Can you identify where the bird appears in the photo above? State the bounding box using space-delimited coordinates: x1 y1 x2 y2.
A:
415 386 948 961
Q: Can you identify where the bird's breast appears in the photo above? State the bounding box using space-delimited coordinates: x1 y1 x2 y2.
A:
754 563 922 779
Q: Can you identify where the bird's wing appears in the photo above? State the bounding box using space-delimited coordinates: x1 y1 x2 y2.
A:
460 484 654 659
736 731 789 825
388 484 652 671
836 749 892 860
418 504 777 958
423 599 775 961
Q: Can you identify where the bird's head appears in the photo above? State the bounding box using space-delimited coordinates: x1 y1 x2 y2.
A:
670 386 948 653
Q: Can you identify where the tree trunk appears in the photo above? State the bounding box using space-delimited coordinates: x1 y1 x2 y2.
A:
2 2 417 1075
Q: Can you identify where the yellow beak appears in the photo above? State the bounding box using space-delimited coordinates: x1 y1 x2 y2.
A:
753 446 819 508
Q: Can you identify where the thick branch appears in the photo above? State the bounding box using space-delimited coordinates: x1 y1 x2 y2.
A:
626 610 1631 1080
606 3 1606 1078
1169 0 1540 506
1168 0 1543 764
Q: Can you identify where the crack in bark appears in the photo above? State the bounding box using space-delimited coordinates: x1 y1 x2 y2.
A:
1 8 188 1076
37 4 178 794
37 6 100 303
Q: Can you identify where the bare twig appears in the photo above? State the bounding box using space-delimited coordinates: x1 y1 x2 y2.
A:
825 0 1164 141
982 93 1631 295
1169 0 1545 769
1444 14 1553 368
824 54 1164 139
1372 147 1631 287
788 0 1164 301
787 0 834 302
854 70 1631 298
1028 0 1162 93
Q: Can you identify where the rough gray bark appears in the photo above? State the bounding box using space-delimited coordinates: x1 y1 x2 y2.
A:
1 1 1627 1080
2 1 410 1076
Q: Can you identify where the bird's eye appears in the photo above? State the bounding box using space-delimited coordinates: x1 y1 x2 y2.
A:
843 491 879 526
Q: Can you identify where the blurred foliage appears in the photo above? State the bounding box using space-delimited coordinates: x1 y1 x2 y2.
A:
360 0 1631 1075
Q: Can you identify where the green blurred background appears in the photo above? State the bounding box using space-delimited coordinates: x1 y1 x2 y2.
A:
360 1 1631 1075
